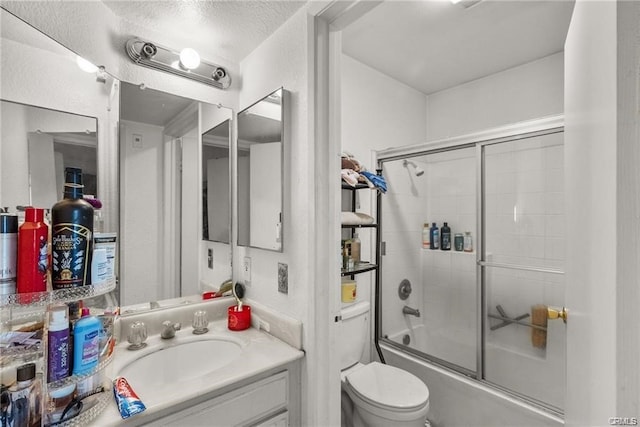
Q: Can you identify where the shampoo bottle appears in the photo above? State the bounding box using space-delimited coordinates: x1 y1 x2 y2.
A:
51 167 93 289
17 207 48 298
47 306 70 382
430 223 439 250
441 222 451 251
72 308 100 376
422 223 430 248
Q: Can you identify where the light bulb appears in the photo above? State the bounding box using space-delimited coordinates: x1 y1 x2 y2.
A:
76 56 98 73
179 48 200 70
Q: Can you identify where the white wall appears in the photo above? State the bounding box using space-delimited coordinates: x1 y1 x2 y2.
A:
235 6 315 423
426 52 564 141
340 53 428 325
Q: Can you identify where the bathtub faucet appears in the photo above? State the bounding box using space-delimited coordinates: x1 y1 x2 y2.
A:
402 306 420 317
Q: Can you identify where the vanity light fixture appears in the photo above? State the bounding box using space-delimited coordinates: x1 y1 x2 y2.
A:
125 38 231 90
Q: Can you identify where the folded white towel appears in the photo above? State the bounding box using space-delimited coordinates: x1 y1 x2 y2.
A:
341 212 375 225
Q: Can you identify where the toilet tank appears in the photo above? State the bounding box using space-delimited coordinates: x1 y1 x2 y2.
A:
339 301 370 370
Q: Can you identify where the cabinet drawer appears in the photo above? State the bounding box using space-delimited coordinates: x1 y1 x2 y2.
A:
152 371 288 426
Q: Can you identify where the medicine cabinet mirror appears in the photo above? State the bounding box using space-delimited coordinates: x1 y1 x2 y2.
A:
119 82 233 308
237 87 285 252
202 120 231 244
0 8 118 303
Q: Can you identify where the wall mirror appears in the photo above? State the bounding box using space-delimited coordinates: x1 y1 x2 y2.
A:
237 87 284 252
1 101 97 211
202 120 231 244
0 8 119 304
119 82 233 308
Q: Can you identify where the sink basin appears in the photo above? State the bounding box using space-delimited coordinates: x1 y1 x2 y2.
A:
117 338 243 394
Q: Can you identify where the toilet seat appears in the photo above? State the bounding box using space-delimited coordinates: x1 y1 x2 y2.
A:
345 362 429 411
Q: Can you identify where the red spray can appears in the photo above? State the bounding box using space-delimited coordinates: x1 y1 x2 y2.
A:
17 207 48 297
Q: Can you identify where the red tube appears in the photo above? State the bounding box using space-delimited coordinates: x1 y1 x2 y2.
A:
17 207 48 297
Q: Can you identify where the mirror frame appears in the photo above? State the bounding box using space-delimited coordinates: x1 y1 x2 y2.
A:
236 87 285 252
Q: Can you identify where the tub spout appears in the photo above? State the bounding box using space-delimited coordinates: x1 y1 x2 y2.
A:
403 306 420 317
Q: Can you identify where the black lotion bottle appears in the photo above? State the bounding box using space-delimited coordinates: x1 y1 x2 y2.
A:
440 222 451 251
51 168 94 289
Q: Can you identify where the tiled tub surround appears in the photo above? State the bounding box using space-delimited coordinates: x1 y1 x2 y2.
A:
95 298 303 426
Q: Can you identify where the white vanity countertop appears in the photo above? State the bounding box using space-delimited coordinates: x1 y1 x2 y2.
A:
91 319 304 426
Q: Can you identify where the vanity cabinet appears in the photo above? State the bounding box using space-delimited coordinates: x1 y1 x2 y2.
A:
146 370 298 427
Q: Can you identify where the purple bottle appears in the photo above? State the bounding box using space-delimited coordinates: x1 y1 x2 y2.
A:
47 306 70 382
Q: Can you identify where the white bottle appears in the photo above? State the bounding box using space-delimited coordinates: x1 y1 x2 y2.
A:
422 223 430 248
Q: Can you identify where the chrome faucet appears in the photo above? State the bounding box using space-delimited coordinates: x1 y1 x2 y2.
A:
160 320 182 339
402 306 421 317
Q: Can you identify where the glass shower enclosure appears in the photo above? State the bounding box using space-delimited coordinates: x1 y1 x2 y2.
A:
377 120 566 413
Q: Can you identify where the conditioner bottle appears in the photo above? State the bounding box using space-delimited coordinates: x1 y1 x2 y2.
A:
429 223 439 250
51 168 93 289
441 222 451 251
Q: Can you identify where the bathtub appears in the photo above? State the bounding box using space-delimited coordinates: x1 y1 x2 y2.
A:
385 326 564 427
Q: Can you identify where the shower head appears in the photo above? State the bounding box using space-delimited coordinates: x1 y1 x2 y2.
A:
403 159 424 177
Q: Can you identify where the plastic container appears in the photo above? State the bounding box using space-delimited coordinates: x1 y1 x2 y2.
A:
0 214 18 296
464 232 473 252
17 207 48 298
422 223 430 249
440 222 451 251
350 233 361 265
51 167 94 289
341 278 357 303
10 362 42 427
72 311 100 376
454 233 464 251
47 306 70 382
429 223 439 250
228 305 251 331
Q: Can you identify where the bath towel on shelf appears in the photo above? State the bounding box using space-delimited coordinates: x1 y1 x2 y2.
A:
341 212 375 225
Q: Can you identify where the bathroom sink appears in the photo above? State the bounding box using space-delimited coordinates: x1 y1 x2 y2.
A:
117 338 243 395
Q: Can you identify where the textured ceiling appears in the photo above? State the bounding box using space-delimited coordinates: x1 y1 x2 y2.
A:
343 0 575 95
102 0 307 64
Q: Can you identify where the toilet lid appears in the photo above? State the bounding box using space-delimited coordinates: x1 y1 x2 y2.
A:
345 362 429 411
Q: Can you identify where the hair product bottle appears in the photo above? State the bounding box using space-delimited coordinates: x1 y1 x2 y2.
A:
350 233 361 266
429 223 439 250
51 168 94 289
0 214 18 296
441 222 451 251
47 306 70 382
17 207 48 298
422 223 430 249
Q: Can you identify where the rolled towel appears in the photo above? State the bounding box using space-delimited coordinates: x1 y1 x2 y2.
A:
341 212 375 225
531 304 548 349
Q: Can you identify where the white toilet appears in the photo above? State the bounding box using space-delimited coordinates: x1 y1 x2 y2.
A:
340 301 430 427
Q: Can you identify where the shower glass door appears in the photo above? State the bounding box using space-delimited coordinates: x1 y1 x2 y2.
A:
377 123 565 413
379 147 477 374
481 131 566 411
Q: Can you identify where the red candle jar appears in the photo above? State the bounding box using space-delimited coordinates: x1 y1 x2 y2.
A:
228 305 251 331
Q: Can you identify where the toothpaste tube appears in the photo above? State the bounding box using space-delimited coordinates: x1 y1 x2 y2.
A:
113 376 146 419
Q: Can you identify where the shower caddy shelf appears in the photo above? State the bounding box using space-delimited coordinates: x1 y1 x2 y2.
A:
340 171 385 363
341 179 380 278
1 278 116 426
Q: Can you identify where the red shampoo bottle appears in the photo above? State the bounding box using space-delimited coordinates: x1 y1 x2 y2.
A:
17 207 48 296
